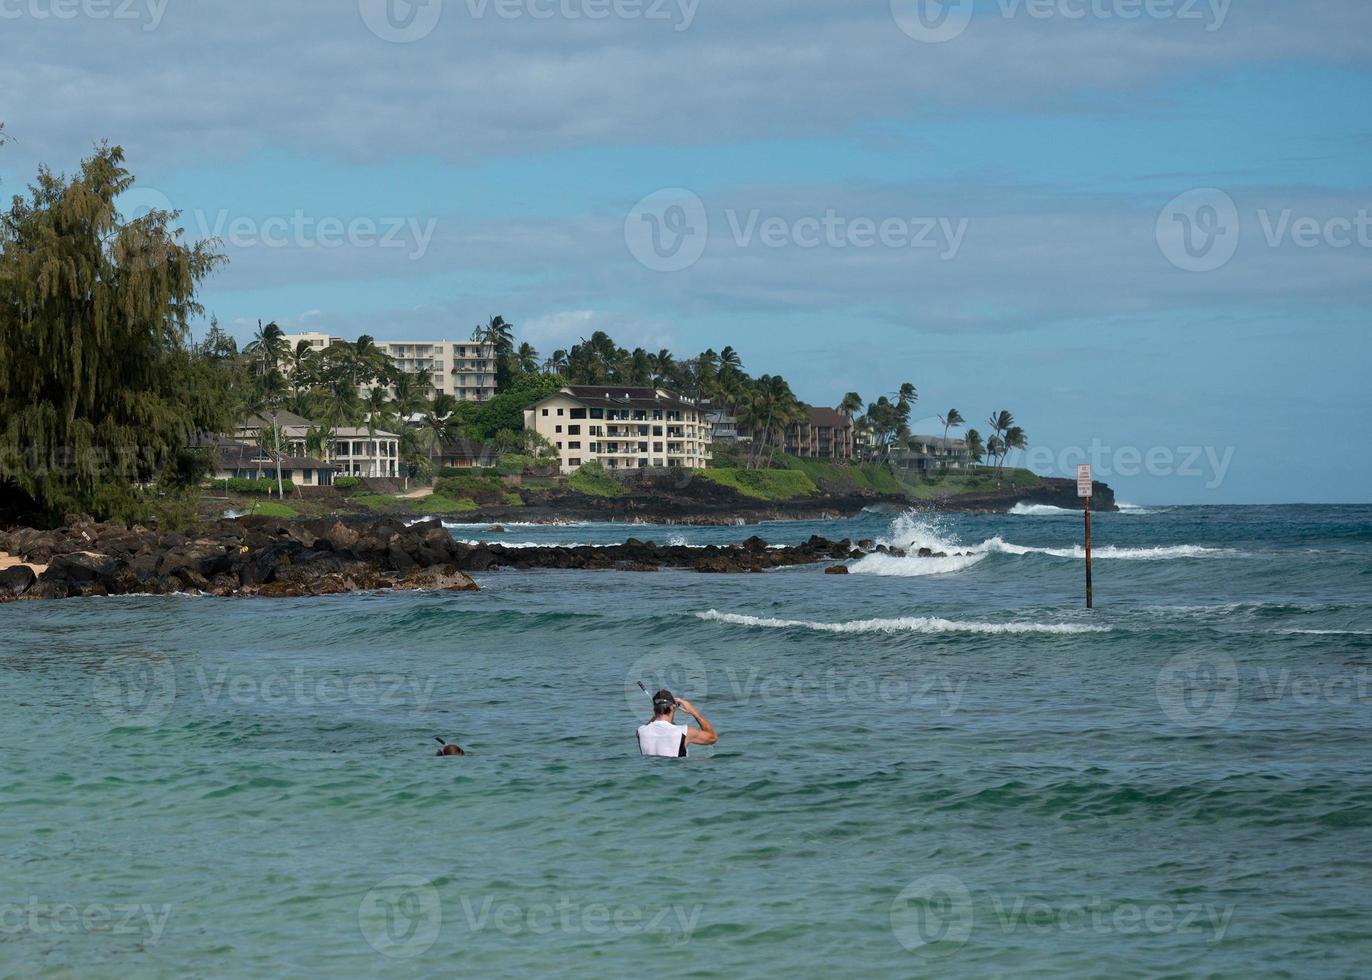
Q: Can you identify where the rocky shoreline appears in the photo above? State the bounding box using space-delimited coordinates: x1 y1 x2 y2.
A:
0 516 939 601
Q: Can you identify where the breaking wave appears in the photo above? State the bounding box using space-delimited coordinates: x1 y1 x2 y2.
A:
1009 503 1076 516
696 610 1109 635
846 510 1233 577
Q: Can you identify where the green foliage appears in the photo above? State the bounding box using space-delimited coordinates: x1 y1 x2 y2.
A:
696 467 818 501
350 493 403 511
224 477 295 496
414 494 477 514
435 473 528 507
0 143 229 524
495 454 535 476
439 466 499 478
566 461 626 498
333 476 361 490
469 374 564 440
774 456 905 495
901 467 1041 499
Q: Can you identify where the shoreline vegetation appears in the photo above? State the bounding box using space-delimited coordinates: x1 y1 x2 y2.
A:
0 138 1107 553
204 462 1114 527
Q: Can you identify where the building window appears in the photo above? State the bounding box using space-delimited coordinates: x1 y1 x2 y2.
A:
570 408 587 419
568 442 581 450
639 458 648 467
557 442 563 449
568 425 580 435
569 458 581 467
556 425 563 433
542 408 549 417
590 408 604 419
557 408 564 416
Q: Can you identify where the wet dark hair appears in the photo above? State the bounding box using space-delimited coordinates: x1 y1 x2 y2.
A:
436 744 465 756
652 689 677 716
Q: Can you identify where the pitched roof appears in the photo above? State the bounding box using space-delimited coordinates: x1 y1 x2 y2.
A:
803 406 853 429
536 385 699 412
199 437 338 472
238 410 314 431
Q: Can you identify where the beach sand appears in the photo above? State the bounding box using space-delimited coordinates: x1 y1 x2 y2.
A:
0 552 48 577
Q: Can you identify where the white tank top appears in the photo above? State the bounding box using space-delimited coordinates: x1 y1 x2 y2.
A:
637 720 689 758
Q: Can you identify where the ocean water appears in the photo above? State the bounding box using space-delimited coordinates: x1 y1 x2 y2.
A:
2 504 1370 977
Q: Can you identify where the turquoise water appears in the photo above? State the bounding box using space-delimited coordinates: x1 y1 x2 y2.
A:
3 504 1371 977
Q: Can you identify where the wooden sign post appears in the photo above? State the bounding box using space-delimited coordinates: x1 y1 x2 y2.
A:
1077 464 1093 609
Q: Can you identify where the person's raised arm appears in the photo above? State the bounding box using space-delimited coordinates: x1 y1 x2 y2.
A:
676 698 718 745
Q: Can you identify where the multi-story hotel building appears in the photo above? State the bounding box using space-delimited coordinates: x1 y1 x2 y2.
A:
783 406 855 460
524 386 712 474
282 332 498 402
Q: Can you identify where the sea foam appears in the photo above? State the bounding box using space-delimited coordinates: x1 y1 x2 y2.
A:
696 610 1109 635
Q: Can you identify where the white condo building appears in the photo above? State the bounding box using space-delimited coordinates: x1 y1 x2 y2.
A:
283 332 498 402
524 386 712 474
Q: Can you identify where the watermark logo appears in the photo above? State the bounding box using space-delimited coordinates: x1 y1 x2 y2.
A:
625 188 969 272
358 874 442 958
893 0 1230 42
359 0 444 42
1156 188 1240 273
1156 651 1238 727
461 0 700 31
890 874 975 952
624 649 708 721
891 0 975 43
624 188 709 273
457 895 702 941
92 653 176 728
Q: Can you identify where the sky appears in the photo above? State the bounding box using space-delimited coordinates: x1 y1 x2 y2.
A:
1 0 1369 503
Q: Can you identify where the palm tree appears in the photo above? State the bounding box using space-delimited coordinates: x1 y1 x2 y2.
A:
514 341 540 377
719 346 743 371
964 428 985 466
650 348 676 386
837 392 864 418
421 392 461 474
364 387 394 438
939 408 965 468
243 320 289 380
390 371 432 422
939 408 964 445
986 410 1014 470
1001 425 1027 475
544 349 570 375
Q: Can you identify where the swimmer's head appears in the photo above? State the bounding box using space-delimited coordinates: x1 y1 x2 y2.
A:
436 743 465 756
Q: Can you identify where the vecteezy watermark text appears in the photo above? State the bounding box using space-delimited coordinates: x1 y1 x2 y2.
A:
0 899 173 944
118 188 437 261
1157 187 1371 272
94 655 440 729
891 0 1230 44
0 0 169 30
625 188 969 272
890 873 1233 954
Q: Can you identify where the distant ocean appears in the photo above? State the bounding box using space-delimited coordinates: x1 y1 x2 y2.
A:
3 505 1370 976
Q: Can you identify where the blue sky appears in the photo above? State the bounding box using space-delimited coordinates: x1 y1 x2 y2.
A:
2 0 1369 502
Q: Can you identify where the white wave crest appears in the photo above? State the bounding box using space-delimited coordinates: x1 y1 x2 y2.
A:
849 551 986 576
1009 503 1076 516
983 539 1230 560
848 509 1230 577
696 610 1109 635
